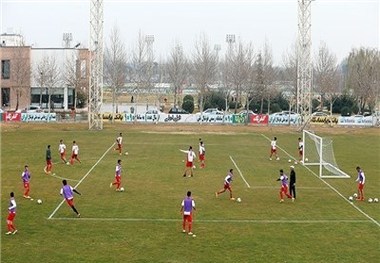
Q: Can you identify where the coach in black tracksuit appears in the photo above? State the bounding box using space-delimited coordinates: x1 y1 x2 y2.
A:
289 166 296 199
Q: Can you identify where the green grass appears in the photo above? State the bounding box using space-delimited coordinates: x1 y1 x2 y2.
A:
1 124 379 263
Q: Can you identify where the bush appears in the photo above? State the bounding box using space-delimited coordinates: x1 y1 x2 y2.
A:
183 95 194 103
202 91 226 111
182 100 194 113
340 106 351 116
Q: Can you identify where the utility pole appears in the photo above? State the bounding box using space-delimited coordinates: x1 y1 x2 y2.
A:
89 0 104 130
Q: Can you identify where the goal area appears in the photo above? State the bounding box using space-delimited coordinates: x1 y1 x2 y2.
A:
302 130 350 179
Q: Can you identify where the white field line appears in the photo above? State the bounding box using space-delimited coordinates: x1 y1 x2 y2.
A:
48 143 116 219
229 156 251 188
49 217 371 224
50 173 80 182
251 186 329 190
261 134 380 228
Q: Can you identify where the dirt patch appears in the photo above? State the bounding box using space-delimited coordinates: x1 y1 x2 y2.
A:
1 122 379 136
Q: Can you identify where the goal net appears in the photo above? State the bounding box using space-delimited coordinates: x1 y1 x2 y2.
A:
302 130 350 178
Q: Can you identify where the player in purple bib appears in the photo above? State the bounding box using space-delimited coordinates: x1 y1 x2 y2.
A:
277 169 293 202
60 180 81 217
21 165 31 199
180 191 196 235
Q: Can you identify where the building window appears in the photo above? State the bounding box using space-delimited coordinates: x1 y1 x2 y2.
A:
1 87 10 107
1 60 10 79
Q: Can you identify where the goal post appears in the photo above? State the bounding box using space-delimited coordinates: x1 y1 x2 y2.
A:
302 130 350 178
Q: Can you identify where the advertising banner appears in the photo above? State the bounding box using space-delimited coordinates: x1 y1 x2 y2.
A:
3 112 21 122
338 116 374 126
21 113 57 122
310 116 338 125
269 114 301 125
102 113 125 121
250 114 269 125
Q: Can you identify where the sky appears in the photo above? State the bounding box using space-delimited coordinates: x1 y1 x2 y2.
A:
1 0 379 66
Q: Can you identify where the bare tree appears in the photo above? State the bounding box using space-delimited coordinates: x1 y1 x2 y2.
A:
346 47 380 113
64 51 81 110
34 56 60 110
191 34 218 113
281 43 298 115
219 58 234 112
130 30 153 102
314 42 340 114
11 45 30 110
229 41 254 115
104 25 128 120
167 42 188 107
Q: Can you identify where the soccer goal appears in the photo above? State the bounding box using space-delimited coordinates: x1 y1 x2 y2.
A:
302 130 350 178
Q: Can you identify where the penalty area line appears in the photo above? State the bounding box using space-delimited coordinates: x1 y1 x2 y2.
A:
49 217 371 224
47 143 116 220
50 173 80 182
229 155 251 188
261 134 380 228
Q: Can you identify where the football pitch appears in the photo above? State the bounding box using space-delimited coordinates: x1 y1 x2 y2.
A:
1 123 379 263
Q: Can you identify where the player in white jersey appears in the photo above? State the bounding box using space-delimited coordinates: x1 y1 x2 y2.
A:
215 169 235 200
180 146 197 177
355 166 366 201
70 141 81 165
58 139 68 164
269 137 280 160
298 137 304 162
198 140 206 169
114 133 123 155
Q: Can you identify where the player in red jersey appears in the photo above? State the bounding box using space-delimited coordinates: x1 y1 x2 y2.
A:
215 169 235 200
269 137 280 160
277 169 293 202
44 145 52 174
21 165 31 199
110 159 123 191
70 141 81 165
355 166 366 201
180 146 197 177
298 137 304 162
114 133 123 155
58 139 68 164
180 191 196 235
198 140 206 169
5 192 17 235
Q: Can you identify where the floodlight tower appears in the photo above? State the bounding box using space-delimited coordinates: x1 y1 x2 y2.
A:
88 0 104 130
226 34 235 54
296 0 314 124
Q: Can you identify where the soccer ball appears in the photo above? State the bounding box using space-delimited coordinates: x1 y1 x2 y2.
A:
353 193 358 198
120 187 125 192
37 199 43 204
125 152 129 155
294 161 298 165
192 165 196 169
348 196 353 202
288 159 292 163
66 162 70 165
368 198 373 203
236 197 241 203
374 198 379 203
305 158 309 162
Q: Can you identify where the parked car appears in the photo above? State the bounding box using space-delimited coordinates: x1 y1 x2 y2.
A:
311 112 328 117
168 107 189 114
23 105 42 113
200 108 224 115
238 110 257 116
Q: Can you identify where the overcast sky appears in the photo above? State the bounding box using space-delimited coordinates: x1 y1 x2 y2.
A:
1 0 379 65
